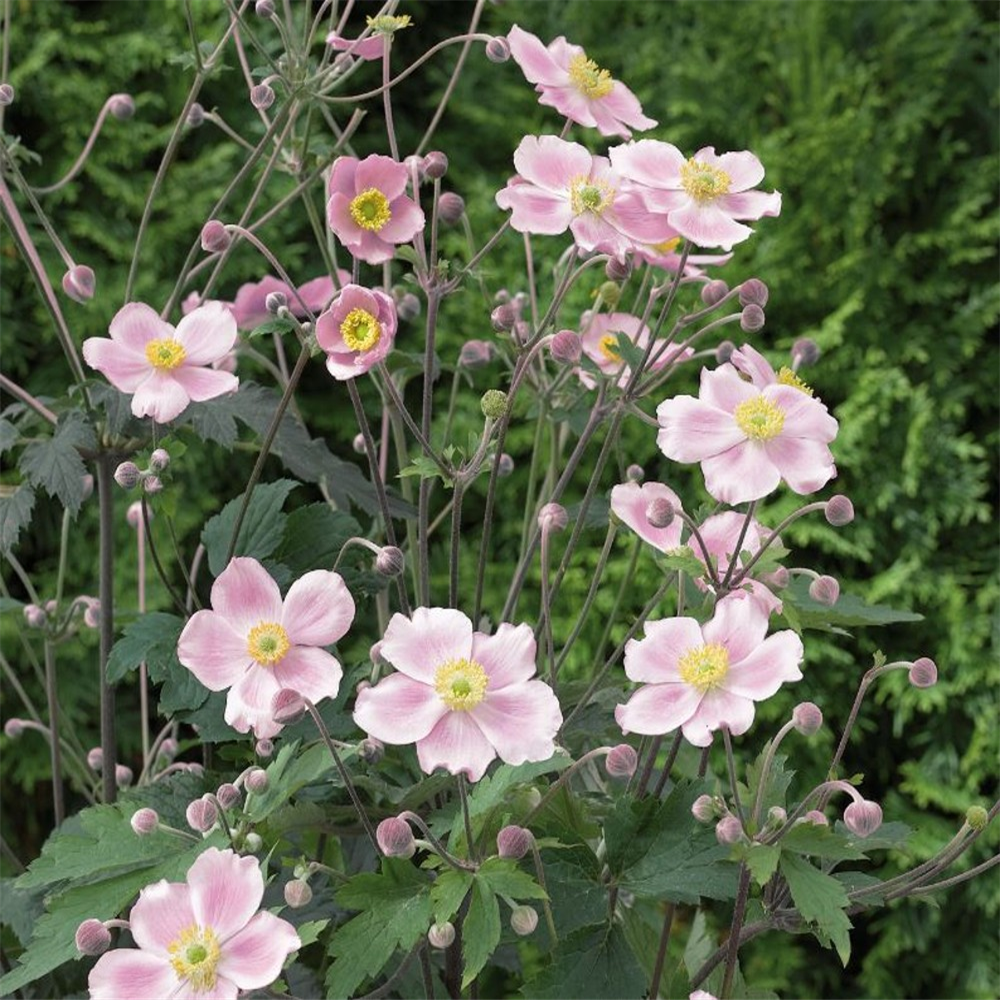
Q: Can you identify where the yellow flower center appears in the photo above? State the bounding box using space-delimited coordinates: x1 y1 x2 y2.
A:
568 53 615 98
680 158 732 204
433 658 488 711
734 396 785 441
777 366 814 395
678 643 730 691
650 236 682 255
569 175 614 216
598 334 622 363
144 338 186 371
349 188 392 232
168 924 220 994
366 13 412 34
247 621 291 666
340 307 382 352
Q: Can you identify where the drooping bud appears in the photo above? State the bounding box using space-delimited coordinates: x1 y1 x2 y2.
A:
62 265 96 303
791 338 821 368
459 340 494 368
597 281 621 307
497 453 515 477
738 278 769 308
216 783 241 810
0 84 14 106
843 798 883 838
82 599 101 628
148 448 170 473
250 83 275 110
480 389 507 420
740 304 765 333
496 825 533 860
404 153 425 179
115 764 133 787
255 738 274 759
265 290 287 314
423 151 448 180
809 575 840 606
792 702 823 736
626 463 644 483
376 816 416 858
254 0 275 16
87 747 104 771
200 220 231 254
126 501 146 529
537 502 568 534
245 768 269 794
510 905 539 936
645 498 675 529
186 796 218 833
606 255 633 282
186 102 205 128
804 810 829 826
701 279 728 306
142 475 163 495
760 566 789 590
23 604 47 629
284 879 313 908
490 305 518 336
396 292 421 321
375 546 405 578
908 657 938 689
824 495 854 527
107 93 136 120
437 191 465 225
81 474 95 501
485 36 511 63
691 794 719 823
271 687 306 725
428 921 456 949
130 808 159 835
358 737 384 764
550 329 582 364
605 743 638 779
3 719 26 738
75 919 111 956
715 814 744 845
159 737 179 760
965 805 989 831
715 340 736 363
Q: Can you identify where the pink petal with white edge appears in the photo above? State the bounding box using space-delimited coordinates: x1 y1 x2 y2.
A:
615 682 704 736
177 610 251 690
174 302 238 365
82 337 151 392
470 622 538 690
763 435 837 495
766 385 839 442
210 558 283 637
610 140 685 189
380 607 473 684
656 396 746 463
224 665 283 737
701 596 771 665
130 371 191 424
127 879 196 955
570 212 629 255
353 672 448 744
701 442 782 504
507 25 566 86
694 148 766 192
602 82 657 132
668 201 753 252
496 182 574 235
417 710 497 782
172 978 239 1000
281 570 355 646
327 32 384 61
378 196 426 243
725 630 804 700
611 191 675 244
700 364 760 413
717 190 782 220
88 949 178 1000
682 688 756 746
171 366 238 403
512 135 592 194
187 847 263 941
729 345 776 387
470 680 562 764
538 86 599 129
272 646 343 706
109 302 175 351
217 910 300 990
610 481 684 553
355 155 408 202
624 617 705 683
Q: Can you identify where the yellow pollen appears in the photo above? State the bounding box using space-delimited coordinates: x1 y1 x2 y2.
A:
247 621 291 666
433 658 488 711
777 366 814 395
651 236 682 255
598 334 622 363
678 643 730 691
366 13 412 34
349 188 392 232
168 924 220 994
680 158 732 204
340 308 382 353
567 53 615 98
569 175 614 216
734 395 785 441
144 338 186 371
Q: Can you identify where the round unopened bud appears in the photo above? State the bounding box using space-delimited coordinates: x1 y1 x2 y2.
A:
965 805 989 831
791 338 821 368
358 737 384 764
255 0 275 15
605 743 639 779
537 502 568 533
740 304 766 333
843 798 883 839
481 389 507 420
715 340 736 363
87 747 104 771
491 304 516 332
766 806 787 828
62 265 96 303
404 153 425 179
115 764 133 787
423 151 448 180
243 832 263 852
761 566 789 590
809 575 840 606
148 448 170 473
376 816 416 858
0 84 14 106
626 463 644 483
352 433 366 455
645 498 675 529
108 93 135 120
23 604 47 628
701 279 729 306
804 810 829 826
45 599 58 613
496 825 533 860
200 220 231 254
216 783 241 810
186 102 205 128
250 83 275 110
265 291 287 314
126 501 147 529
738 278 769 308
82 599 100 628
792 701 823 736
498 453 514 477
284 879 313 908
485 36 511 62
597 281 621 307
691 794 719 823
81 474 95 500
130 808 159 835
255 738 274 759
510 905 539 936
3 718 26 738
908 657 938 688
245 767 269 794
142 475 163 495
271 687 306 725
459 340 494 368
438 191 465 225
75 919 111 956
715 814 744 845
375 546 405 578
606 255 633 282
396 292 421 321
159 738 179 760
186 796 218 833
428 921 456 949
824 495 854 527
550 329 582 364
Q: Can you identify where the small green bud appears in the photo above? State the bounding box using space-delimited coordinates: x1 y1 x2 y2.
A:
966 805 988 831
481 389 508 420
597 281 621 307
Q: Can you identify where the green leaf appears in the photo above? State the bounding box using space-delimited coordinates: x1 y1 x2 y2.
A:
780 823 869 862
247 740 347 823
275 503 360 575
782 577 923 632
399 454 454 486
0 417 19 454
106 611 184 683
476 857 547 902
18 411 94 515
742 746 794 822
779 853 853 964
430 868 473 923
0 483 36 553
658 545 706 577
462 878 500 987
832 820 913 851
539 846 607 939
88 382 139 437
741 842 781 886
201 478 298 577
247 317 297 339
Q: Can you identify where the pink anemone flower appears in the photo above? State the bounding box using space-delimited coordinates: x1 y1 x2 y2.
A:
88 847 300 1000
656 363 838 504
327 154 425 265
353 608 562 782
83 302 238 424
729 342 818 396
578 311 692 389
611 140 781 251
315 284 397 380
178 557 355 739
507 25 656 137
616 596 803 746
495 136 671 259
610 481 685 552
326 32 385 61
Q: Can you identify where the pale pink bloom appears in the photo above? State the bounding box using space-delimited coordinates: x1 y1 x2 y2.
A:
656 363 838 504
326 31 384 61
729 343 821 399
507 25 656 138
315 284 398 380
178 557 355 739
83 302 238 424
327 155 425 265
610 481 685 552
578 311 692 389
88 847 300 1000
230 272 349 330
616 596 803 746
353 608 562 782
611 140 781 251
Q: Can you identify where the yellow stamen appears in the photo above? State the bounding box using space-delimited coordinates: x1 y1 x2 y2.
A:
144 338 186 371
349 188 392 232
366 14 412 34
168 925 220 994
434 658 488 711
567 53 615 98
678 643 730 691
734 396 785 441
569 175 614 216
598 334 622 363
650 236 682 255
680 158 731 204
247 621 291 666
340 308 382 352
777 367 813 395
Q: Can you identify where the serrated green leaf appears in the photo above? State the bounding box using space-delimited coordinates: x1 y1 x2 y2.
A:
0 483 36 553
462 879 501 987
247 741 344 823
247 317 297 339
658 545 706 576
780 853 853 964
539 845 607 938
780 823 869 862
742 842 781 885
742 746 794 821
430 868 473 923
476 857 547 902
0 418 19 454
106 611 184 683
832 819 913 851
275 503 360 575
19 411 94 515
399 454 454 485
783 577 923 631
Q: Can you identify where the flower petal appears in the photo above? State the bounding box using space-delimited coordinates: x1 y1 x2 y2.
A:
174 302 238 365
177 611 251 690
696 148 766 191
702 595 771 665
108 302 175 350
171 366 238 403
717 189 782 220
130 371 191 424
471 622 538 690
355 155 409 202
210 558 283 637
700 364 760 412
656 396 746 463
496 181 573 235
724 630 804 700
609 139 685 189
507 25 566 86
416 711 497 782
379 607 473 684
224 666 283 738
379 196 426 243
681 689 756 746
470 680 562 764
272 646 343 706
82 337 151 392
88 949 178 1000
668 201 753 251
624 617 705 683
610 481 684 553
701 442 782 504
766 385 839 442
763 435 837 495
217 910 300 989
127 879 196 956
512 135 592 194
615 683 704 736
172 978 240 1000
187 847 264 941
353 672 448 744
281 570 355 646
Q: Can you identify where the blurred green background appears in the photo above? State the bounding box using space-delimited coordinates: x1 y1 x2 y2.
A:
1 1 997 997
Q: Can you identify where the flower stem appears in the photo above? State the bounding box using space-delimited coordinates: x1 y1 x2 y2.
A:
96 454 118 804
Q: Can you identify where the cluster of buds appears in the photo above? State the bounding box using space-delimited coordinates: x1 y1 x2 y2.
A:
113 449 170 495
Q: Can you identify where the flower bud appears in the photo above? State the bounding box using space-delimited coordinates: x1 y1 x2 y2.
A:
459 340 494 368
149 448 170 472
715 340 736 364
81 598 100 628
186 796 218 833
352 433 366 455
491 304 516 332
81 474 95 501
766 806 787 828
792 702 823 736
908 657 937 688
740 304 765 333
45 599 58 613
510 905 538 936
216 783 241 810
626 463 644 483
738 278 769 308
480 389 507 420
760 566 789 590
701 279 728 306
255 738 274 759
0 84 14 106
115 764 133 787
550 329 582 364
498 453 515 477
428 921 456 949
75 919 111 956
200 220 231 254
284 879 313 908
142 475 163 495
396 292 421 321
597 281 621 307
3 718 26 738
824 495 855 527
265 290 287 314
804 810 829 826
375 546 405 578
271 687 306 725
423 151 448 180
255 0 275 15
791 338 821 368
184 762 205 777
513 320 531 340
537 502 568 533
809 575 840 606
485 36 511 63
245 767 269 794
715 814 744 845
496 825 533 860
691 794 721 823
186 102 205 128
87 747 104 771
404 154 425 178
358 737 384 764
438 191 465 225
23 604 46 629
130 808 159 835
843 798 882 838
605 743 638 779
108 93 135 120
606 255 633 282
126 501 146 529
250 83 275 110
645 498 675 529
965 805 988 831
159 737 179 760
62 265 96 303
243 831 263 852
376 816 416 858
